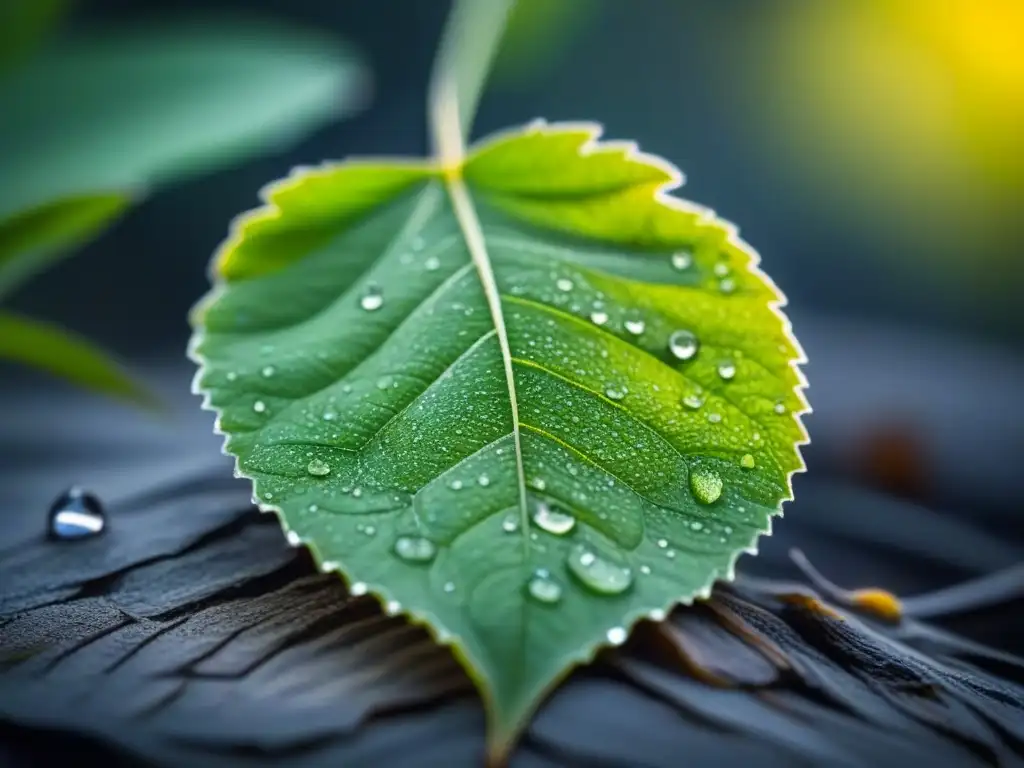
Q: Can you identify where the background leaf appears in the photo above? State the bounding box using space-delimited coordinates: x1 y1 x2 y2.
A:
0 311 157 408
0 14 370 220
191 122 808 752
0 191 133 301
0 0 70 75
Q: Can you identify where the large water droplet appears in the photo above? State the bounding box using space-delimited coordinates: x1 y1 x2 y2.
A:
690 469 723 504
48 487 105 541
307 459 331 477
717 360 737 381
668 330 699 361
567 544 633 595
360 284 384 311
527 569 563 604
394 536 437 563
590 310 609 326
740 453 756 469
532 502 576 535
605 385 628 401
670 250 693 270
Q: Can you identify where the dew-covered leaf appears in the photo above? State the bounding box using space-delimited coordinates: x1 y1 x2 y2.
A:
0 311 157 409
0 16 368 220
190 121 808 752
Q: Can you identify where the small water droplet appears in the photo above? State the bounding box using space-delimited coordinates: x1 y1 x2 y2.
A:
449 479 464 491
567 544 633 595
717 360 737 381
682 393 704 410
477 474 490 487
351 487 363 498
424 256 441 271
308 503 319 513
657 538 668 548
261 365 275 378
624 315 646 335
394 536 437 563
376 375 394 390
640 564 652 575
323 410 336 421
286 530 301 546
363 525 376 536
350 581 368 596
606 626 628 645
707 412 722 424
670 250 693 270
691 520 703 531
532 502 576 535
226 371 237 382
774 402 787 415
530 477 547 491
264 492 274 500
306 459 331 477
556 278 574 292
690 468 723 504
719 278 736 294
713 262 730 277
47 487 105 540
605 385 627 401
385 600 402 615
590 310 609 325
501 513 520 533
740 453 756 469
253 400 266 413
527 570 563 604
360 284 384 311
443 581 456 593
668 330 699 361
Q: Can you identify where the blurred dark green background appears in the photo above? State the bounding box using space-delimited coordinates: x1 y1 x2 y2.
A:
6 0 1023 357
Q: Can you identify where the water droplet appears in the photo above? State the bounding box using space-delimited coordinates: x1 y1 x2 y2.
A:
449 479 464 491
707 412 722 424
264 492 274 500
740 453 756 469
424 256 441 271
713 262 730 277
527 570 563 604
530 477 547 491
376 375 394 390
385 600 402 615
47 487 105 540
719 278 736 294
668 330 699 361
774 402 787 415
640 564 652 575
253 400 266 413
624 315 646 335
351 487 363 498
286 530 301 546
606 626 628 645
323 410 336 421
477 474 490 487
350 581 368 596
501 513 520 533
590 310 609 326
567 544 633 595
443 581 456 593
691 520 703 531
363 525 376 536
682 393 704 410
261 365 275 378
690 469 723 504
308 503 319 513
717 360 737 381
307 459 331 477
394 536 437 563
605 385 627 401
556 278 574 292
670 250 693 270
532 502 576 535
226 371 237 382
360 284 384 311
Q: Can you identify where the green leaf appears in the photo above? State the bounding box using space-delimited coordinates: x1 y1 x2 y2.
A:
0 0 70 75
0 191 133 300
0 15 369 220
0 311 158 408
190 122 808 755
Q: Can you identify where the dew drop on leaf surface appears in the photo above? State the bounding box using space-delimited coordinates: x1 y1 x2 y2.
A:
526 569 563 604
393 536 437 563
690 469 724 505
670 250 692 270
306 458 331 477
668 330 699 361
566 544 633 595
531 501 576 535
360 284 384 311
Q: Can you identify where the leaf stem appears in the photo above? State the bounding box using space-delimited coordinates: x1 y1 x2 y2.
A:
428 0 516 168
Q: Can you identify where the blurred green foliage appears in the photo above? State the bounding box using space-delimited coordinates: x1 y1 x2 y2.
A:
0 8 370 406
